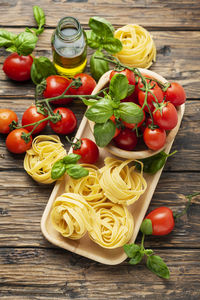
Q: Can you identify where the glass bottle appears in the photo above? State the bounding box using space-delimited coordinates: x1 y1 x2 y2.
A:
51 16 87 77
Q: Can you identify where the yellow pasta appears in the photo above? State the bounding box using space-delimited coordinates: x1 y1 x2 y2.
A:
89 201 134 249
51 193 95 240
65 164 106 207
114 24 156 68
24 135 66 184
99 157 147 205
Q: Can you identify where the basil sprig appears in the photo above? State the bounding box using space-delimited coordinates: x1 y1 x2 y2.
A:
0 6 45 55
86 17 122 81
85 74 143 147
135 150 177 174
51 153 89 180
124 219 170 279
31 56 57 85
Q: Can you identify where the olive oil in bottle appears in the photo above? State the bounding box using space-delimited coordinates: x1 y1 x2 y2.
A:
51 17 87 77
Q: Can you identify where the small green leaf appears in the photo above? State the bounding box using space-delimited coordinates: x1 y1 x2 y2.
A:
31 56 57 85
65 164 89 179
119 102 144 124
140 219 153 235
89 16 114 38
109 73 129 102
90 50 109 81
85 30 101 49
82 98 98 106
94 120 116 147
129 252 144 265
85 98 113 123
51 160 66 180
0 30 16 48
6 45 17 53
14 32 38 56
146 255 170 279
33 6 45 30
127 84 135 97
123 243 141 258
62 153 81 165
102 37 122 54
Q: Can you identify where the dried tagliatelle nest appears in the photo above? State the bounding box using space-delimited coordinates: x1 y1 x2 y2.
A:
114 24 156 68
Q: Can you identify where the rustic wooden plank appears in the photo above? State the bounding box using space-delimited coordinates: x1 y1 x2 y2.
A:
0 0 200 28
1 100 200 171
0 171 199 248
0 248 199 299
0 29 200 98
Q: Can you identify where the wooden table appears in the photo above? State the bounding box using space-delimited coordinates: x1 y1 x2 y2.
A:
0 1 200 299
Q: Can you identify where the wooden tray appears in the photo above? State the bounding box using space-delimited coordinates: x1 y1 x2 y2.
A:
41 70 185 265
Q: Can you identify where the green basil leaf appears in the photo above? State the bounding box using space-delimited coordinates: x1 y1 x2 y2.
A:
90 50 109 81
85 98 113 123
65 164 89 179
146 255 170 279
6 45 17 52
119 102 144 123
0 30 16 48
94 120 116 147
129 252 144 265
109 74 129 102
135 151 169 174
82 98 98 106
85 30 101 49
31 56 57 85
123 244 141 258
51 160 66 180
33 6 45 29
89 16 114 38
14 32 38 56
140 219 153 235
127 84 135 97
103 37 122 54
62 153 81 165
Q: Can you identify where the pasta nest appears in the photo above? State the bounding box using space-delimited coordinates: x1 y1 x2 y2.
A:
114 24 156 68
24 135 66 184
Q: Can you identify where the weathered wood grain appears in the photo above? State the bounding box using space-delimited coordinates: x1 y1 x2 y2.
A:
1 100 199 171
0 30 200 98
0 171 199 248
0 0 200 29
0 248 200 300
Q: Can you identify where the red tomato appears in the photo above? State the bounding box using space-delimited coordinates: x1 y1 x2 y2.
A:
73 138 99 164
6 128 32 154
122 107 145 129
50 107 77 135
145 207 175 236
165 82 186 106
3 53 33 81
113 128 138 151
70 73 96 95
110 115 121 138
0 109 18 134
43 75 72 105
22 105 48 134
143 127 166 150
138 82 164 113
153 102 178 130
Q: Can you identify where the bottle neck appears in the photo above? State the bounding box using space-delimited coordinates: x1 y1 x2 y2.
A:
56 17 82 42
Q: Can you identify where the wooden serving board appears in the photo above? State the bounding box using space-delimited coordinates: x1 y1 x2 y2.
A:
41 91 185 265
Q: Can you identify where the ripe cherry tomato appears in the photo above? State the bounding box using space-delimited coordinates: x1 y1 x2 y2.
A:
0 109 18 134
69 73 96 95
3 53 33 81
143 127 166 150
22 105 48 134
50 107 77 135
113 128 138 151
153 102 178 130
110 115 121 138
73 138 99 164
138 82 164 113
164 82 186 106
110 68 136 85
6 128 32 154
43 75 72 105
145 207 175 236
122 106 145 129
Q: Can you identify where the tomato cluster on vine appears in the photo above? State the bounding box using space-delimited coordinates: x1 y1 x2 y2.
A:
109 69 186 151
